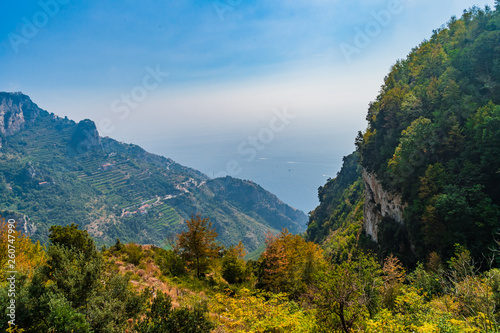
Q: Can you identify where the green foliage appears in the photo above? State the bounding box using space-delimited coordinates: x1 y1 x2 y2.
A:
420 185 500 261
313 253 382 333
5 6 500 333
113 238 123 252
5 219 500 332
407 262 444 300
176 215 222 278
49 223 97 257
388 117 437 194
222 241 248 284
155 248 187 277
1 224 147 332
307 153 363 246
40 244 103 309
45 294 91 332
134 292 214 333
355 6 500 264
86 274 149 332
125 242 144 266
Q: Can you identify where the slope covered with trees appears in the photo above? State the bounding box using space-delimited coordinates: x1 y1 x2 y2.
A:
356 5 500 264
4 5 500 332
309 5 500 267
306 153 366 262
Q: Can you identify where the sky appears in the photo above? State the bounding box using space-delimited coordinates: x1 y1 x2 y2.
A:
0 0 496 213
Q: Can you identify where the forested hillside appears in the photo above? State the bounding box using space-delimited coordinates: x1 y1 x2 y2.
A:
357 5 500 264
309 5 500 267
306 153 366 262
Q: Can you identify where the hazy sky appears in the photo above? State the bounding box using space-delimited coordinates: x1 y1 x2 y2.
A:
0 0 496 211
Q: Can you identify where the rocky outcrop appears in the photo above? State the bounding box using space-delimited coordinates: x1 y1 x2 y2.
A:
0 92 43 136
69 119 101 154
362 169 407 242
0 210 37 237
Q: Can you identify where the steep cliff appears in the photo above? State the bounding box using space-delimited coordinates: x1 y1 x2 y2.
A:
69 119 102 154
355 7 500 264
362 169 407 243
0 92 44 136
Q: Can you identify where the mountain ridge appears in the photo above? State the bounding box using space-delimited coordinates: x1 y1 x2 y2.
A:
0 92 307 253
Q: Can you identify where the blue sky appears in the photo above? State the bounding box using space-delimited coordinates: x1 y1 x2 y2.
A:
0 0 496 212
2 1 496 94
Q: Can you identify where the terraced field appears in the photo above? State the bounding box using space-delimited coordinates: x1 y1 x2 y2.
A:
79 159 152 207
151 203 182 230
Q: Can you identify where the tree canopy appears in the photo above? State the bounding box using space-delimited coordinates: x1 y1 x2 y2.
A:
175 215 222 278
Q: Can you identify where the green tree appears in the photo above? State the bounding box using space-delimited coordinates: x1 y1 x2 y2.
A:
155 248 187 277
176 215 221 278
388 117 437 192
49 223 96 257
124 242 144 265
313 253 382 333
222 241 247 284
14 224 147 332
42 224 103 309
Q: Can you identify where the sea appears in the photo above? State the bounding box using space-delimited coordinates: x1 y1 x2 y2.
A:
140 129 355 215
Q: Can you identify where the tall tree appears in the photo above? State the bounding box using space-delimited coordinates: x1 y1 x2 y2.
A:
258 229 325 298
314 253 382 333
222 241 247 284
176 215 221 278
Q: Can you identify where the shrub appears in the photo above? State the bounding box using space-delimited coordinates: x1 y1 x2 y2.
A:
125 243 144 266
134 292 213 332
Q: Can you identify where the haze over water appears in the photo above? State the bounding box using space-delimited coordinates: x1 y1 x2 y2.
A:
141 129 352 213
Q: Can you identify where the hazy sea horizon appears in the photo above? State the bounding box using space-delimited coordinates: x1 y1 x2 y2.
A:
138 131 355 214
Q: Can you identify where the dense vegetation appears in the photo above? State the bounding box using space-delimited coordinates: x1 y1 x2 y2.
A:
5 217 500 332
355 5 500 265
0 92 306 253
308 5 500 267
307 153 366 263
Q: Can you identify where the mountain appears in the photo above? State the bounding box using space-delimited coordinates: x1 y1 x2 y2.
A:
308 6 500 266
0 92 307 253
306 153 365 262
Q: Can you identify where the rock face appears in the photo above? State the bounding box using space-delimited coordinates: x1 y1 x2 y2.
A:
69 119 101 153
0 92 42 136
0 210 37 237
362 169 407 242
